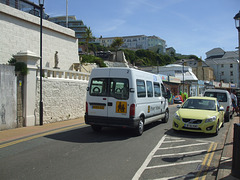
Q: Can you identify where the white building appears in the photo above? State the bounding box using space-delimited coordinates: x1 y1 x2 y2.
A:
205 48 239 87
95 35 166 54
157 64 198 81
0 3 79 70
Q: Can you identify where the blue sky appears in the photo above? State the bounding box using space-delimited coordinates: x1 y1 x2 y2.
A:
33 0 239 59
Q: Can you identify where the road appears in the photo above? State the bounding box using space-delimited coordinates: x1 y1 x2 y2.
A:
0 105 229 180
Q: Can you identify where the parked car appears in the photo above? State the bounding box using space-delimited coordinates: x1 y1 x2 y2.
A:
173 95 183 104
172 97 225 135
203 89 233 122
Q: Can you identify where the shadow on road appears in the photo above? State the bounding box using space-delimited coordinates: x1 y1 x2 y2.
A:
45 121 164 143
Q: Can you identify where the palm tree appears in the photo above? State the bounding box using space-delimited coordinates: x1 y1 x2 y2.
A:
84 27 95 54
111 37 124 61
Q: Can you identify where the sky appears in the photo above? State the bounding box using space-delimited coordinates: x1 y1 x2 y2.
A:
32 0 240 59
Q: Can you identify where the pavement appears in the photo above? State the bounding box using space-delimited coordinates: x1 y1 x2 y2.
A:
217 115 240 180
0 113 240 179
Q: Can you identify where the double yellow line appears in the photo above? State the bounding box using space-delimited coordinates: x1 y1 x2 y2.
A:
194 142 218 180
0 123 85 149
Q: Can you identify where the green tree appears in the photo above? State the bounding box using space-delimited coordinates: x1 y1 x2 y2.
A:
84 27 95 54
111 37 124 61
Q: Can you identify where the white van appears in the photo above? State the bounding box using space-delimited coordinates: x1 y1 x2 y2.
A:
204 89 233 122
85 68 169 135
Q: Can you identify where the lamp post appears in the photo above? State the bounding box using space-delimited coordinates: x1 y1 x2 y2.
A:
182 59 184 93
234 11 240 89
232 10 240 179
39 0 44 126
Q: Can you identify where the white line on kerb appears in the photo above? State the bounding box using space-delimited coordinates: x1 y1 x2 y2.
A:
132 135 167 180
158 142 208 150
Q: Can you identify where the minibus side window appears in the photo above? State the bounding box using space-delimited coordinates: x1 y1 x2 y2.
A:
90 78 108 96
154 82 161 97
161 83 166 97
137 79 146 98
146 81 153 97
110 78 129 100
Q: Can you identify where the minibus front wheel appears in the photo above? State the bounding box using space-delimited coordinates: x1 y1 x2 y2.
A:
135 116 144 136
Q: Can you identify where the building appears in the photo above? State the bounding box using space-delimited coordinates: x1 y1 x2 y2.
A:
96 35 166 54
166 47 176 56
205 48 239 87
174 59 214 82
0 0 48 19
49 16 87 44
0 3 79 69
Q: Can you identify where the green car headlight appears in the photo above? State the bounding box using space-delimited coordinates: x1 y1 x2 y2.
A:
205 116 217 123
174 112 181 121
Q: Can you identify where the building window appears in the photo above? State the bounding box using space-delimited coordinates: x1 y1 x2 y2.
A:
230 71 233 76
230 64 233 68
221 64 224 68
221 71 224 76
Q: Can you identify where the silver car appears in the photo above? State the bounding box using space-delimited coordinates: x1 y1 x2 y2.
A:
204 89 233 122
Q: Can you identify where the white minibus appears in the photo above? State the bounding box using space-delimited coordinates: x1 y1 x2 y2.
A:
85 67 169 135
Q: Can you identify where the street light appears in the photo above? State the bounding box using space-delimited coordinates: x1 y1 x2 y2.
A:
232 11 240 179
182 59 184 93
39 0 44 125
234 11 240 89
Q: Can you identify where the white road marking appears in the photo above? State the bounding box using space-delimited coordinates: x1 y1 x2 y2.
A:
146 160 202 169
153 149 207 158
165 137 181 140
132 135 167 180
158 142 208 150
132 136 211 180
163 140 186 143
152 173 195 180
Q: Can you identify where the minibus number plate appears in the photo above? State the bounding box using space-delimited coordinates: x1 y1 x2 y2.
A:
92 105 104 109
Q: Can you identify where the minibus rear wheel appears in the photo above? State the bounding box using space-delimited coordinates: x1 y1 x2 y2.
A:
162 109 169 123
135 116 144 136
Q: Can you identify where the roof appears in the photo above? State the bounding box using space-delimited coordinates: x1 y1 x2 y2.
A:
204 89 230 93
175 71 198 81
188 96 217 100
206 48 225 59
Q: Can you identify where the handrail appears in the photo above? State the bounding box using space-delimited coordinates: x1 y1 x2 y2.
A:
37 67 90 81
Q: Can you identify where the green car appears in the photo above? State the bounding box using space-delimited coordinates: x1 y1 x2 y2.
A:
172 97 225 135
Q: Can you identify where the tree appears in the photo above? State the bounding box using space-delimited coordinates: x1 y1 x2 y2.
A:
84 27 95 54
111 37 124 61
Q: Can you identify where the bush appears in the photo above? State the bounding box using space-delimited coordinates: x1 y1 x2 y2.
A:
81 54 107 67
8 57 28 76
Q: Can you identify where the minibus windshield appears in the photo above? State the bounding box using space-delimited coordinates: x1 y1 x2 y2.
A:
90 78 129 100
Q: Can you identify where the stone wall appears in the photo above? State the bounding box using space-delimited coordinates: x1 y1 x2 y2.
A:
0 65 17 130
0 3 79 70
35 78 88 124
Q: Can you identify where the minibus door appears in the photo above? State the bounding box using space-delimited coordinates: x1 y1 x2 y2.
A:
88 78 109 118
107 69 130 119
